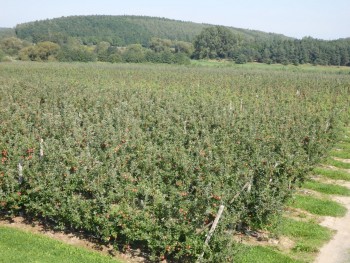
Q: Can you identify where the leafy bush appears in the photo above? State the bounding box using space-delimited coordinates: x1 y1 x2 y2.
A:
57 45 96 62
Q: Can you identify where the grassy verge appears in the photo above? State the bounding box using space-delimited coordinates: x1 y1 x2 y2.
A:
279 218 333 262
334 142 350 151
303 180 350 196
288 195 347 217
329 149 350 159
0 226 120 263
324 158 350 169
235 216 333 263
235 245 302 263
313 167 350 181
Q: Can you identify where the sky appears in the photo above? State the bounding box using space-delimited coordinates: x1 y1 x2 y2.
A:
0 0 349 40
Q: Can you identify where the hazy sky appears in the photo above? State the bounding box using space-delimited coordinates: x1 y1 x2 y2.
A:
1 0 349 40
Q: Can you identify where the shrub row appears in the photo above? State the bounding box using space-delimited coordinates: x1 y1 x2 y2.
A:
0 63 349 261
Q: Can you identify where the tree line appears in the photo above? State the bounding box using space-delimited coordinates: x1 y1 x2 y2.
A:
0 37 192 64
1 20 350 66
193 26 350 66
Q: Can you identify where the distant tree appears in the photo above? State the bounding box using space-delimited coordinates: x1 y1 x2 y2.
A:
18 41 60 61
108 52 123 63
173 52 191 64
145 50 162 63
174 41 194 56
122 44 146 63
19 46 38 61
235 54 247 64
340 47 349 66
0 48 5 61
0 37 25 56
36 41 60 60
160 50 175 64
95 41 111 61
149 38 172 52
106 46 123 63
193 26 237 59
261 48 272 64
56 45 96 62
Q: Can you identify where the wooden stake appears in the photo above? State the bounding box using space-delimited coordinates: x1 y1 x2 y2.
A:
18 160 23 184
229 182 250 204
39 138 44 158
197 205 225 262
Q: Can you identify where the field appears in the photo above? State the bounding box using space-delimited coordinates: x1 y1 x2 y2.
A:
0 62 349 262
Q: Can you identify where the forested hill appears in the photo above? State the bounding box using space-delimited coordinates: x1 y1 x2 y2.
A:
14 15 290 45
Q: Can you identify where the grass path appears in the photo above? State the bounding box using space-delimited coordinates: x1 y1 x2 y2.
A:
0 225 122 263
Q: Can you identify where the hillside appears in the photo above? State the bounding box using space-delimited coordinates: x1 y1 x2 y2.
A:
14 15 290 45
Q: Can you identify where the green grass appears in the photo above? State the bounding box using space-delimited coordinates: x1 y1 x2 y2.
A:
329 149 350 159
288 195 347 217
339 136 350 144
335 142 350 151
303 180 350 196
0 226 120 263
235 245 301 263
313 167 350 181
234 217 334 263
324 158 350 169
279 218 333 262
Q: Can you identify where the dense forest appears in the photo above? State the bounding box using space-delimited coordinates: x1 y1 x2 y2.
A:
14 15 289 45
0 15 349 66
192 26 350 66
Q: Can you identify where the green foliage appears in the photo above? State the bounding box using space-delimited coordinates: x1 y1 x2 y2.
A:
0 49 4 62
174 41 194 55
0 226 119 263
149 38 172 52
95 41 111 62
193 26 238 59
56 45 96 62
122 44 146 63
12 15 350 67
0 37 26 56
288 195 347 216
303 180 350 196
0 63 349 261
14 15 285 46
235 54 247 64
0 28 16 39
19 41 60 61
